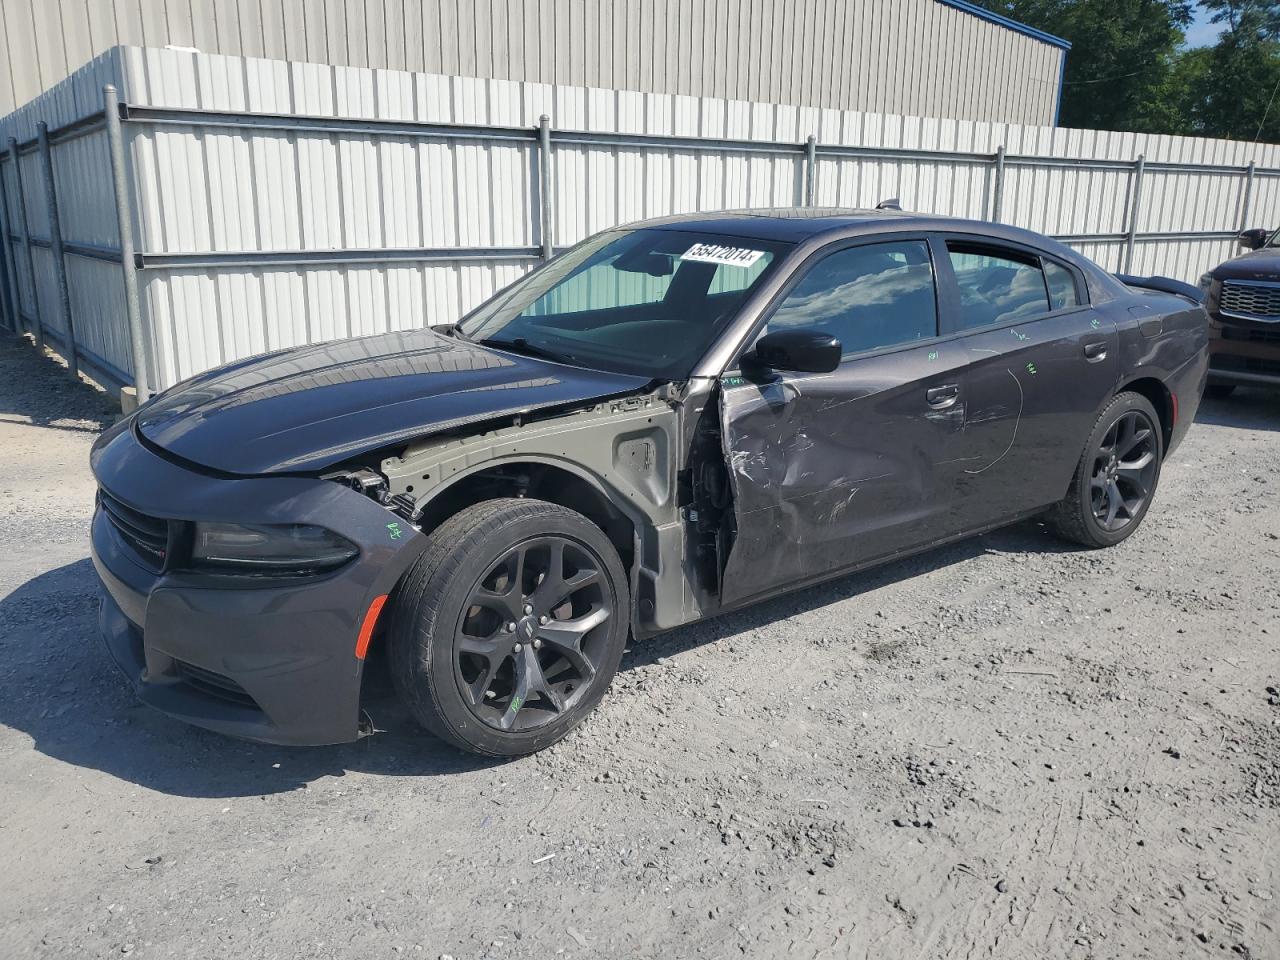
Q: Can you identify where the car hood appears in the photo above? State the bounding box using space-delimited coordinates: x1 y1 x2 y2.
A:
1213 246 1280 281
134 329 650 475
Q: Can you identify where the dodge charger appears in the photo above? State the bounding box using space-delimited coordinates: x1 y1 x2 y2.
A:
90 209 1209 756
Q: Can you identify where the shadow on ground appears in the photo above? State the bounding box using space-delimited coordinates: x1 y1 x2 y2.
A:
0 519 1075 799
1196 386 1280 432
0 333 118 431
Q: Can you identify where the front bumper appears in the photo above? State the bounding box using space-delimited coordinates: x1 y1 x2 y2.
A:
1208 315 1280 388
89 418 427 746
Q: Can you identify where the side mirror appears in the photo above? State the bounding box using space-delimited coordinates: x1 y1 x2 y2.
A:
1238 227 1269 251
749 329 841 374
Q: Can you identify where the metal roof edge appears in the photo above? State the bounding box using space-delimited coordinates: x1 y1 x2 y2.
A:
935 0 1073 50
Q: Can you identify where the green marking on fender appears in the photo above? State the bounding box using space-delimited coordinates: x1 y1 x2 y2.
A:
1025 362 1038 375
386 521 403 540
927 350 939 362
1090 317 1101 329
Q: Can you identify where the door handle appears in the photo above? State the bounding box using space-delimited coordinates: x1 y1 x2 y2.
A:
926 384 959 409
1083 341 1108 361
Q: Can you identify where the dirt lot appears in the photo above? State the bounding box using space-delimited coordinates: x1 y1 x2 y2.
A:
0 331 1277 960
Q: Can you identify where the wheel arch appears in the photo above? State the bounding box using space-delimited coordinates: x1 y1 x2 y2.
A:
411 455 644 573
1114 375 1174 452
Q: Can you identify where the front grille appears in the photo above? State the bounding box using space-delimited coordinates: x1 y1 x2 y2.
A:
1212 353 1280 376
173 659 260 709
1222 324 1280 345
1220 280 1280 320
98 489 169 569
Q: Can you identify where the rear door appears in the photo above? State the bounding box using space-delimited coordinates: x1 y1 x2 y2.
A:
717 236 970 607
938 237 1119 530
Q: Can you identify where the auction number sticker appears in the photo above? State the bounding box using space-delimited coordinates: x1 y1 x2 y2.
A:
680 243 765 268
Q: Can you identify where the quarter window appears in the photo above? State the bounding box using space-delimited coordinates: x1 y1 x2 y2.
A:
948 244 1051 330
1044 260 1080 310
768 240 938 357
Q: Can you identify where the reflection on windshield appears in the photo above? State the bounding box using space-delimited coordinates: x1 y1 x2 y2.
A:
458 229 789 379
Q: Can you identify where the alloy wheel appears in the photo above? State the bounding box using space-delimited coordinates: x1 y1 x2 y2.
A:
1089 410 1158 533
453 536 612 732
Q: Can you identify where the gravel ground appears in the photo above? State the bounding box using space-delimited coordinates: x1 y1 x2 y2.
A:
1 330 1277 960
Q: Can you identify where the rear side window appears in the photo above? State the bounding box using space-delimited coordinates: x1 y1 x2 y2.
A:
768 240 938 358
948 244 1050 330
1044 260 1080 310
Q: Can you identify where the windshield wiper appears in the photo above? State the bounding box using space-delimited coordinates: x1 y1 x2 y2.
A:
478 337 580 367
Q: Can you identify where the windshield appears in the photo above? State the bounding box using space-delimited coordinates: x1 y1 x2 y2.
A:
457 228 790 378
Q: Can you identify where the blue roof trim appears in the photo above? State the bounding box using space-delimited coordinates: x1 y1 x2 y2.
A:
935 0 1072 50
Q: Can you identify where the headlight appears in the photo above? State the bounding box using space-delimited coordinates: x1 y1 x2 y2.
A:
1198 272 1215 291
191 522 358 573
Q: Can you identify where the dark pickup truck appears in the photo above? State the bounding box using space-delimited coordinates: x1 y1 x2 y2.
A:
1199 227 1280 398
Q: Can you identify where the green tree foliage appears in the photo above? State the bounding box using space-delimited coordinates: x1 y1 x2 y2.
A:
971 0 1280 141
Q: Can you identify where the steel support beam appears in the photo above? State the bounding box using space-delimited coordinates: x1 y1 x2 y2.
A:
105 85 150 401
37 121 77 378
803 135 818 206
0 154 18 332
538 115 555 260
1124 155 1146 273
991 145 1006 222
6 137 40 350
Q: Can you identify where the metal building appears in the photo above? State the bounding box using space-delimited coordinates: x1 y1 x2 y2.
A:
0 0 1068 124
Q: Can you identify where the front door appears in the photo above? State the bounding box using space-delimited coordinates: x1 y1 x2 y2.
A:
717 238 969 607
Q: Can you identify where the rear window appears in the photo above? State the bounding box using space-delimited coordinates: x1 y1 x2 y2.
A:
948 244 1051 330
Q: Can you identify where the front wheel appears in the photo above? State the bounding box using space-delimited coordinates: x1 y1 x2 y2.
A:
388 498 630 757
1047 392 1163 548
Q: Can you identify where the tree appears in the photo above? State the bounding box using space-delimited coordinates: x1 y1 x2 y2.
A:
972 0 1194 131
1193 1 1280 141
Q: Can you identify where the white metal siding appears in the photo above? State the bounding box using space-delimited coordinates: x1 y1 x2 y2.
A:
0 0 1065 124
3 45 1280 394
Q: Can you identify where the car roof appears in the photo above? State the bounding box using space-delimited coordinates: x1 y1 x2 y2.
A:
634 206 1060 249
631 206 1128 303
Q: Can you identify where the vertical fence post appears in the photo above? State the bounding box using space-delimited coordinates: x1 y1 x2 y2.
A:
538 115 554 260
7 136 40 351
37 121 78 379
1238 161 1257 232
1124 154 1146 273
991 145 1006 222
104 84 150 401
803 135 817 206
0 153 18 333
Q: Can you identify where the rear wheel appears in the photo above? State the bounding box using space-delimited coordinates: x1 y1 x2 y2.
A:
1204 383 1236 400
1047 392 1163 548
388 498 629 757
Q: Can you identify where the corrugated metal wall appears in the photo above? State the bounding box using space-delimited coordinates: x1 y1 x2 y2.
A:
0 0 1065 125
3 45 1279 395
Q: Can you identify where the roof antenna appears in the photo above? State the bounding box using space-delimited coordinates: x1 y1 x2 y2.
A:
876 198 903 211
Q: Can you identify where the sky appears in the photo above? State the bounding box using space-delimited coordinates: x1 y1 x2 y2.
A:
1183 6 1228 48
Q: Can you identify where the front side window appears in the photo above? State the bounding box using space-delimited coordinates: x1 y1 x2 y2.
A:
458 229 789 379
948 244 1051 330
766 240 939 358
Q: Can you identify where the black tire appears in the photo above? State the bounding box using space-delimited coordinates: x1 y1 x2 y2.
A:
388 498 630 757
1047 391 1163 549
1204 383 1236 400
